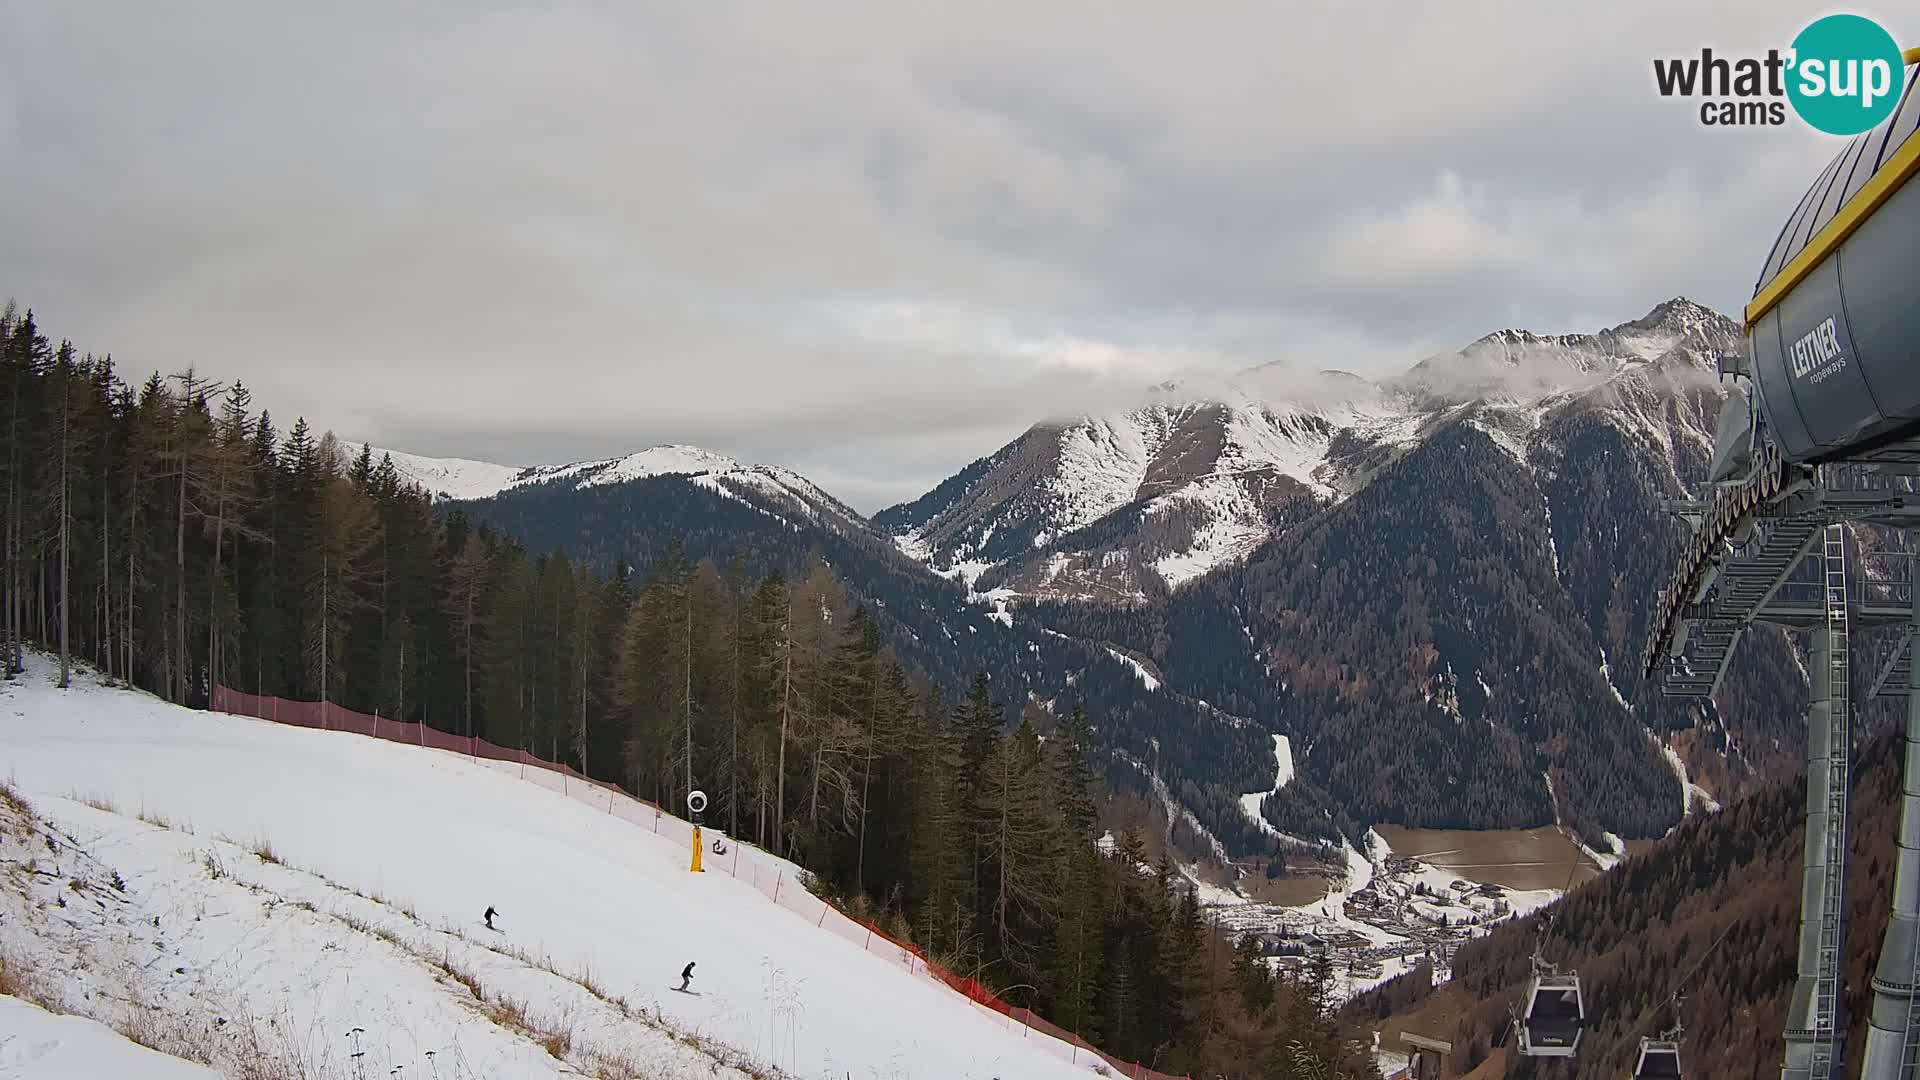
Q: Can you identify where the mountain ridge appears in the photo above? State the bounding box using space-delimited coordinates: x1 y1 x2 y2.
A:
877 296 1740 603
367 295 1795 861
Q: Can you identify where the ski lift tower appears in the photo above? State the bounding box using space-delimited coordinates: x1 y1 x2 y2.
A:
1645 51 1920 1080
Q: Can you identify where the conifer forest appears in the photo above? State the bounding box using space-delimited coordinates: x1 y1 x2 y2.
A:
0 303 1376 1077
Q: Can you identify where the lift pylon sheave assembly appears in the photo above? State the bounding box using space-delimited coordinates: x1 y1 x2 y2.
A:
1644 51 1920 1080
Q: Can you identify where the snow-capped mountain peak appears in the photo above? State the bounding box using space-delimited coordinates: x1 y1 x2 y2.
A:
879 298 1740 601
513 444 746 491
352 441 868 537
355 443 753 503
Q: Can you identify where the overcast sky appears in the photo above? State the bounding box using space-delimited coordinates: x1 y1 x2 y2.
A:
2 3 1894 510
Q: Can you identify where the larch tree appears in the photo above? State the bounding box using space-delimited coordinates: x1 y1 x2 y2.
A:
304 441 380 718
447 532 488 737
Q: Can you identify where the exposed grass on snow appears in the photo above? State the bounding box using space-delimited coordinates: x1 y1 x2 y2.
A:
70 789 118 815
114 998 338 1080
0 949 53 1005
0 777 31 818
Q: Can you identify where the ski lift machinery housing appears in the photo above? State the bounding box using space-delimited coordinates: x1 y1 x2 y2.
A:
1644 45 1920 1080
1744 53 1920 466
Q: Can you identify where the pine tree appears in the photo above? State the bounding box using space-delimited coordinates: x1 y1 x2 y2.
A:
49 342 97 688
979 719 1065 979
203 381 262 696
447 532 487 737
305 437 380 718
1048 844 1104 1035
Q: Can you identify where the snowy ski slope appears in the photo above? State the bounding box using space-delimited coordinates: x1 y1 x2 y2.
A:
0 662 1111 1080
0 996 219 1078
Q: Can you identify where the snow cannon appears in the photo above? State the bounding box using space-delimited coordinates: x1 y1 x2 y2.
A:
1739 49 1920 466
687 789 708 873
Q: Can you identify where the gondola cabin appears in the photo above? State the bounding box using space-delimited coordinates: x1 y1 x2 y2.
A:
1632 1036 1683 1079
1516 971 1584 1057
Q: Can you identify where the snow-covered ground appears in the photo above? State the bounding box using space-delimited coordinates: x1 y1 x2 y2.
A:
0 996 220 1078
1106 648 1161 692
1237 735 1294 838
0 658 1117 1080
1657 735 1722 818
1569 831 1627 873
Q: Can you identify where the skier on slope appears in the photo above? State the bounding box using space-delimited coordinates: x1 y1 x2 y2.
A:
676 961 696 992
484 906 498 931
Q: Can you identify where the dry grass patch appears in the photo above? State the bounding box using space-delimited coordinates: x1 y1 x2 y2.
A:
250 836 282 866
71 790 117 815
0 951 41 1001
482 992 528 1030
537 1023 573 1060
0 779 31 817
136 806 189 833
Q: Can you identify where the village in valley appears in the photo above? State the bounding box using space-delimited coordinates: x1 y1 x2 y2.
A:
1187 838 1567 1002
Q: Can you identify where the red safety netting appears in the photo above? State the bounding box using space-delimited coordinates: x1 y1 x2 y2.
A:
209 686 1189 1080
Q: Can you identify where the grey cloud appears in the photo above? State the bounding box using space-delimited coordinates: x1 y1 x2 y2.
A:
0 1 1882 513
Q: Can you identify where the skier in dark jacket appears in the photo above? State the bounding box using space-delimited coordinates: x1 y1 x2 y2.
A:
483 906 498 931
677 961 695 992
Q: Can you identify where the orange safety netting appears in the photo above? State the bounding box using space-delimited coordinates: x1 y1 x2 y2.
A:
209 686 1190 1080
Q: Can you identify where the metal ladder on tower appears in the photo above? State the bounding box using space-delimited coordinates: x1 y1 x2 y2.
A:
1902 542 1920 1076
1812 522 1853 1080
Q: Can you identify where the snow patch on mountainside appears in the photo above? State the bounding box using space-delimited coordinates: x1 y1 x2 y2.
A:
1237 735 1294 839
1150 480 1273 587
1107 648 1161 691
1044 413 1174 546
1656 736 1721 818
1600 650 1632 711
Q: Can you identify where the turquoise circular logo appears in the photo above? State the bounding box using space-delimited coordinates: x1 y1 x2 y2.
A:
1786 14 1905 135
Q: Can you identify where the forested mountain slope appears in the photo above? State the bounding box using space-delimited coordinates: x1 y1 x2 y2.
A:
441 464 1294 861
1024 303 1811 848
417 297 1813 853
1356 732 1907 1078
